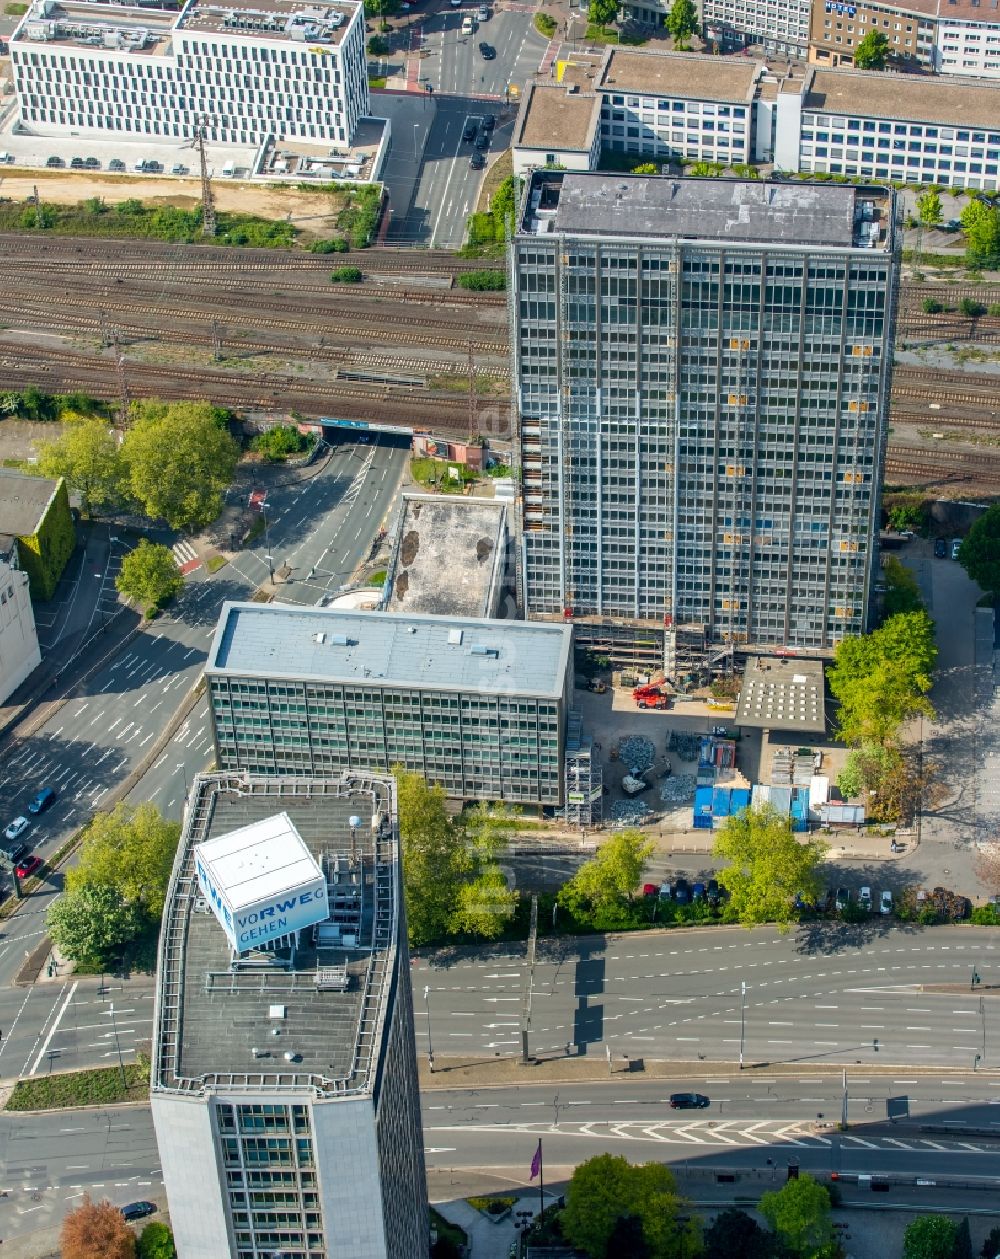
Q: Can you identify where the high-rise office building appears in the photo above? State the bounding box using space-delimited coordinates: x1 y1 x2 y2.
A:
151 771 427 1259
512 171 899 674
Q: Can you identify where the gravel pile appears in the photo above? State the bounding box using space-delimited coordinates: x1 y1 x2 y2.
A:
668 732 702 761
618 735 656 774
611 798 653 826
660 774 697 803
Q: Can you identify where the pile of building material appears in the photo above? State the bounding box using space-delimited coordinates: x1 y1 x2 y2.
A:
611 798 653 826
617 735 656 775
667 731 701 762
660 774 697 803
622 774 648 797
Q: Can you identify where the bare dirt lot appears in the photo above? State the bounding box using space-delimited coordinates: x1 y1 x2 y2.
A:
0 171 345 240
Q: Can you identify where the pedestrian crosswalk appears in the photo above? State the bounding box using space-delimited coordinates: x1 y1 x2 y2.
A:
171 540 201 574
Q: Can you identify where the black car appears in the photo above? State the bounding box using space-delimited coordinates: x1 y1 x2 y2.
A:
470 151 485 170
109 158 127 172
70 156 85 169
462 119 478 142
478 41 496 59
670 1093 710 1110
474 130 489 150
673 877 690 904
84 157 101 169
706 878 721 906
934 537 947 558
482 113 496 131
121 1201 156 1222
46 156 64 168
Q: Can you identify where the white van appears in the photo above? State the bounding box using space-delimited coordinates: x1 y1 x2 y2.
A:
222 161 235 177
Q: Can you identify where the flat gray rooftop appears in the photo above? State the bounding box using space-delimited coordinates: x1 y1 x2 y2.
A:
542 174 868 247
154 774 398 1098
806 67 1000 131
207 602 570 699
599 48 759 101
736 655 826 734
0 469 62 537
384 494 506 619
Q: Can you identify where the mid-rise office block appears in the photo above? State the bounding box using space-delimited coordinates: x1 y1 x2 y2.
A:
513 172 899 671
205 603 572 805
703 0 813 56
151 771 427 1259
10 0 368 146
0 547 40 705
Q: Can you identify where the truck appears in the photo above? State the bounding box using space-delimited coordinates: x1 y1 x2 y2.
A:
633 684 668 710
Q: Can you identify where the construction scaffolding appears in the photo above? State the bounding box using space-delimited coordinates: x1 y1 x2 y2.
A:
564 710 602 827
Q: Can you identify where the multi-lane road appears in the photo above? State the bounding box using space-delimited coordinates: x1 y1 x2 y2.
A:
0 437 407 1085
414 924 999 1070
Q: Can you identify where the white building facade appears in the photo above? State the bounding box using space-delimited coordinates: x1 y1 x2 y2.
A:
935 14 1000 75
10 0 368 147
0 551 41 706
702 0 813 57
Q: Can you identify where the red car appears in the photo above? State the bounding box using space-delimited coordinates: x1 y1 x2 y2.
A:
15 855 42 879
642 883 658 896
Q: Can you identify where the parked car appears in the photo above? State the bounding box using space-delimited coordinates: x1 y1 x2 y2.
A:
84 157 100 169
670 1093 710 1110
45 156 64 168
934 537 947 558
859 885 872 911
170 163 188 175
120 1202 157 1222
943 217 963 232
711 725 729 736
879 889 893 916
835 887 850 913
469 151 485 170
659 881 672 899
479 41 496 58
477 2 489 17
4 817 29 844
70 156 85 169
15 855 42 880
692 882 706 903
28 787 56 815
109 158 126 172
951 538 962 560
673 877 690 904
642 883 658 897
706 878 721 906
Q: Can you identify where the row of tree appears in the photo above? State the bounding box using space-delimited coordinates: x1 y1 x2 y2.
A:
46 802 180 970
37 399 240 531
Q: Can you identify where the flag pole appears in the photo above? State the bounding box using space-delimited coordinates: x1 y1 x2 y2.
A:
538 1138 544 1220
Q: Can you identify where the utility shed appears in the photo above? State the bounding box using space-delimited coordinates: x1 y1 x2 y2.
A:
735 655 826 734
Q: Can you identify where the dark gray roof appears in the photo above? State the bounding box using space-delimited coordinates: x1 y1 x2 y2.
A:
0 469 62 537
546 175 863 247
153 774 400 1098
736 655 826 734
206 602 570 699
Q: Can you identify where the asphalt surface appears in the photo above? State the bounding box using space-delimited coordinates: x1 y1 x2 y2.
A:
413 924 1000 1068
0 439 407 1083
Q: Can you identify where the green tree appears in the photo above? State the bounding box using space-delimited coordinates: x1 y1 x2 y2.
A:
980 1225 1000 1258
960 200 1000 269
953 1218 973 1259
606 1214 651 1259
37 417 124 515
561 1155 693 1259
588 0 618 25
958 504 1000 593
828 611 936 746
67 801 180 920
903 1216 958 1259
396 770 470 946
116 540 184 616
759 1173 834 1258
853 28 890 68
47 884 145 967
449 866 517 940
916 190 942 227
561 828 653 911
713 804 825 929
882 554 923 617
121 400 239 530
703 1208 781 1259
666 0 698 44
136 1221 176 1259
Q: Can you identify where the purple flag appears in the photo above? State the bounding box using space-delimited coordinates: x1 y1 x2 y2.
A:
530 1139 542 1180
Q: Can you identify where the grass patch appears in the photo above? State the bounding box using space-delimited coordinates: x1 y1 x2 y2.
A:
7 1059 149 1111
0 196 296 248
430 1208 467 1251
410 456 479 490
584 21 646 43
4 2 28 12
534 10 557 35
205 554 228 574
457 269 505 291
368 75 388 88
244 515 266 544
369 569 387 585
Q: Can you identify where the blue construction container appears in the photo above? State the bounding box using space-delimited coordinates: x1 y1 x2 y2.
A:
730 788 751 818
693 785 714 829
712 786 732 819
790 788 809 832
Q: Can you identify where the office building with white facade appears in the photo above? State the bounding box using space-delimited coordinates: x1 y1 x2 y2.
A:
512 171 899 674
205 603 573 805
0 546 41 706
9 0 368 146
151 771 427 1259
703 0 813 56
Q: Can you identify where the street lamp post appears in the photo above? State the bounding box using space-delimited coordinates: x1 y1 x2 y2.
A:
423 985 434 1073
108 1002 127 1091
739 981 747 1070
